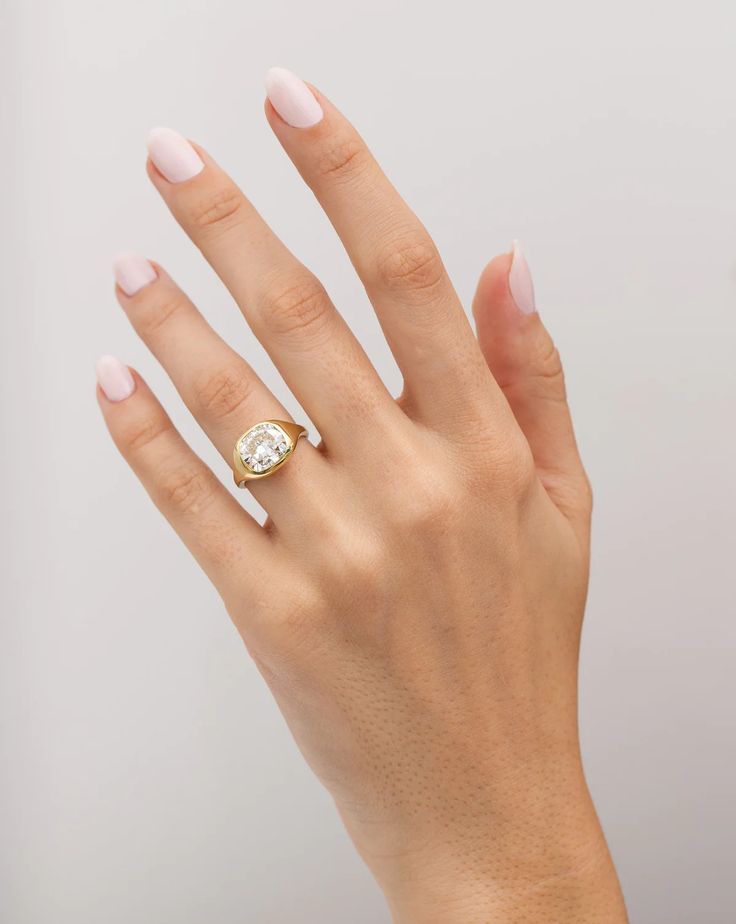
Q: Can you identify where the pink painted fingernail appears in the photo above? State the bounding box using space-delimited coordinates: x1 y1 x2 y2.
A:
147 126 204 183
113 252 157 296
96 355 135 402
509 240 537 315
265 67 324 129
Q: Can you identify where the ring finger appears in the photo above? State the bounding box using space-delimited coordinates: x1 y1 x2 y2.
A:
113 253 326 526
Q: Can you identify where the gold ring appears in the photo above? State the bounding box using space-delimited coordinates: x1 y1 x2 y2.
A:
232 420 308 488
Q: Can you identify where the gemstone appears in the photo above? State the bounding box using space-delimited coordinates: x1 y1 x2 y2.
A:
237 423 291 474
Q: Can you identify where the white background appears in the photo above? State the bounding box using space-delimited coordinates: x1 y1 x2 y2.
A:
2 1 735 920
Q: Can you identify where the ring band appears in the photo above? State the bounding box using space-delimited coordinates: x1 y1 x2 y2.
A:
232 420 308 488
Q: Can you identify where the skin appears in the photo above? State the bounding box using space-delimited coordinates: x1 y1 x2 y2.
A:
98 85 628 922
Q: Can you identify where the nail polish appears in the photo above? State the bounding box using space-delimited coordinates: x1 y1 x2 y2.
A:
266 67 324 129
96 355 135 402
147 127 204 183
509 240 537 315
113 252 157 296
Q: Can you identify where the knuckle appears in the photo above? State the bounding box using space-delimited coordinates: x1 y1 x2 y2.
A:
284 585 328 635
331 531 384 588
315 135 368 181
389 465 461 533
160 467 215 515
135 289 188 338
527 339 567 402
189 183 245 236
374 231 445 299
194 365 255 422
409 476 460 531
122 414 172 454
262 276 332 342
496 438 537 499
579 472 594 513
256 581 330 660
463 431 536 502
298 513 385 602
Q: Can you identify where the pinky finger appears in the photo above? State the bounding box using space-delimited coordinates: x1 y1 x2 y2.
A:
96 356 268 595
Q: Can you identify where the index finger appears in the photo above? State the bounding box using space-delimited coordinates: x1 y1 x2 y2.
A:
265 67 511 434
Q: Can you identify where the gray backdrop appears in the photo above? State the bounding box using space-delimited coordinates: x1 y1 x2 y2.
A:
2 1 735 921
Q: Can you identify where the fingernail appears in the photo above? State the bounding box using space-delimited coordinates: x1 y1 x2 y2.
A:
265 67 323 129
96 355 135 402
147 126 204 183
113 252 157 296
509 240 537 315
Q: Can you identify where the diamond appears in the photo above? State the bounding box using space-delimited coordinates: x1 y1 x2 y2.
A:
237 423 291 474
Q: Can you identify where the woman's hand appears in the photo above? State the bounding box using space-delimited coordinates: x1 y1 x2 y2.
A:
97 68 627 923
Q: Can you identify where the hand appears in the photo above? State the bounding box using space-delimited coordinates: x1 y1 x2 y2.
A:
97 68 627 922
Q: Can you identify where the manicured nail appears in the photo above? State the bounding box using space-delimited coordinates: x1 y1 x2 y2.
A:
265 67 323 129
96 355 135 402
509 240 537 315
113 252 157 296
147 126 204 183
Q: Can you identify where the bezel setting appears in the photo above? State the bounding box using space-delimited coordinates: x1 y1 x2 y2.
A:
237 422 292 475
232 419 307 487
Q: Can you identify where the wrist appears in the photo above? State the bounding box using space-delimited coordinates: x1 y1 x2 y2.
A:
390 852 627 924
374 773 627 924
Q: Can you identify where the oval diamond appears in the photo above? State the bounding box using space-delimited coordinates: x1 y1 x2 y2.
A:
237 423 291 474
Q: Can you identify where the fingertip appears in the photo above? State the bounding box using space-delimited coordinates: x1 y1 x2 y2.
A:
508 240 537 315
95 354 136 404
264 65 324 129
473 251 515 314
146 126 205 184
112 251 158 297
264 66 287 93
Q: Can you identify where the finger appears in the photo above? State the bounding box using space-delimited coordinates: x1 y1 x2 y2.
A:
144 127 400 452
112 253 325 524
264 67 507 432
95 357 268 594
472 243 592 530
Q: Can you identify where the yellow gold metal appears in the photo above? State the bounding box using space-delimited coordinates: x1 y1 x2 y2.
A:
232 419 308 488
